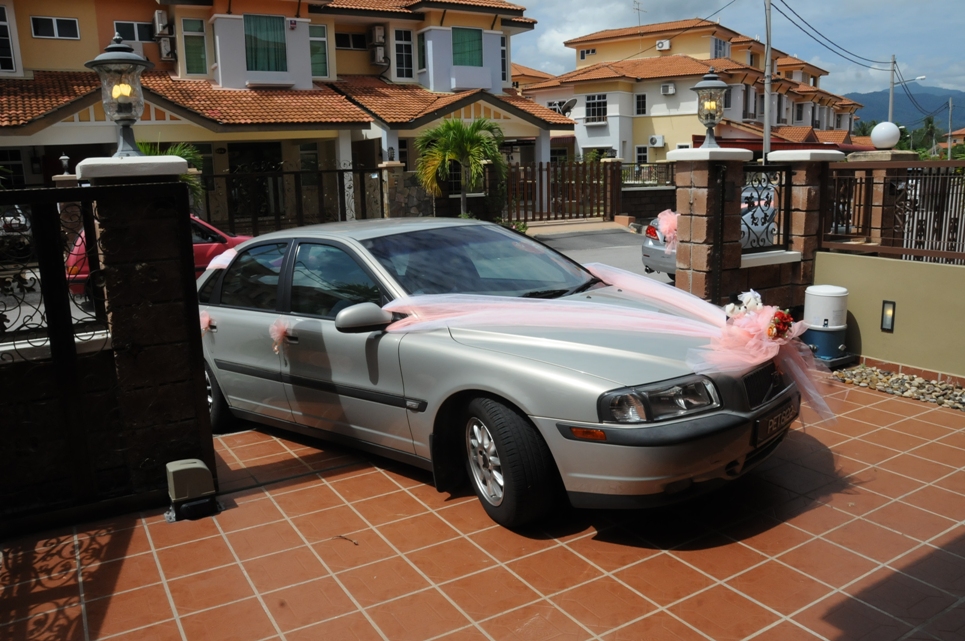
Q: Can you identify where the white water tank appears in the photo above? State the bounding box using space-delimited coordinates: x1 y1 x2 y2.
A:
804 284 848 330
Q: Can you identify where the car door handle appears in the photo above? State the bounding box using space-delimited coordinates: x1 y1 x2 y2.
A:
284 335 298 344
208 321 217 333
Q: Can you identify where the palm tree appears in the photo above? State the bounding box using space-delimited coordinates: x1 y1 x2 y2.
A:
415 118 507 217
136 141 204 208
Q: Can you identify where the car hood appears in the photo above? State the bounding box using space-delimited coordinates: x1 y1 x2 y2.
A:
448 286 715 387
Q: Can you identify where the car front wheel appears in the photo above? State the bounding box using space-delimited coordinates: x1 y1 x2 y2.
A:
205 363 236 434
464 397 558 529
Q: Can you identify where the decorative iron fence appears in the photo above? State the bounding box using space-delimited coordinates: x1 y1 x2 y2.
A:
825 160 965 264
620 163 675 186
741 163 792 253
504 161 622 222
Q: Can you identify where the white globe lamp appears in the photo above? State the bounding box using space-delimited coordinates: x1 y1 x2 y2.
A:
870 122 901 150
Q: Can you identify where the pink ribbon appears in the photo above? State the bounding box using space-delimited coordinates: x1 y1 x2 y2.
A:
656 209 679 255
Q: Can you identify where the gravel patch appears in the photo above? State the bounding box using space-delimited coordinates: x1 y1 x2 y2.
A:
834 365 964 411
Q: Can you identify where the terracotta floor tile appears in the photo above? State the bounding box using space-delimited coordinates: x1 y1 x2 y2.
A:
274 477 345 517
793 592 911 641
909 442 965 468
214 496 285 533
728 561 831 615
878 453 956 483
242 546 328 593
231 439 290 462
167 564 253 614
76 524 152 564
0 575 81 625
564 527 657 572
778 539 877 587
797 425 851 448
793 448 855 476
441 566 540 620
154 536 236 580
367 588 470 641
82 553 162 600
888 418 954 441
919 408 965 430
862 427 931 452
312 528 396 573
379 464 434 489
0 535 77 581
329 471 404 502
722 517 813 556
316 461 378 482
760 461 835 495
506 546 603 596
844 567 956 626
225 520 304 561
376 512 460 554
551 576 655 634
669 535 767 580
865 501 957 542
405 537 495 584
85 584 173 639
824 416 880 437
929 526 965 559
870 397 931 418
262 576 355 631
823 396 866 415
352 491 428 526
602 611 707 641
824 519 919 563
937 430 965 451
178 597 277 641
935 470 965 495
436 500 498 535
902 486 965 522
844 406 906 429
468 526 558 563
290 505 368 543
433 626 491 641
146 517 221 550
285 611 382 641
833 438 903 464
614 553 714 607
0 606 86 641
405 483 475 511
771 497 855 535
263 472 326 496
250 459 311 485
808 484 893 516
897 546 965 596
669 585 779 641
218 430 274 448
923 603 965 641
480 601 592 641
337 555 429 607
742 621 823 641
832 388 885 405
846 467 926 499
98 619 183 641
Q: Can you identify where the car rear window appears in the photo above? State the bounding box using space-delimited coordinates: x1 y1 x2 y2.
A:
219 243 288 310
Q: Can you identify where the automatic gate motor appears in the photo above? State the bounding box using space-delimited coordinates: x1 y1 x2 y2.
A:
165 459 218 522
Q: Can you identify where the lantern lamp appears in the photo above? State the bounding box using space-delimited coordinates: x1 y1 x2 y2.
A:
691 68 728 149
85 34 154 158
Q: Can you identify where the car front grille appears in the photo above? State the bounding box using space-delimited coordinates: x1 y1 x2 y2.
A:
743 361 786 409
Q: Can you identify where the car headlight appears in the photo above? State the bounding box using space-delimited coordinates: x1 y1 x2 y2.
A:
598 376 720 423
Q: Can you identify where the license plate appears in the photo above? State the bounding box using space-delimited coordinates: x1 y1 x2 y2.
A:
755 399 797 445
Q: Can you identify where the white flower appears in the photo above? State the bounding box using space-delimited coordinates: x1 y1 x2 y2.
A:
724 303 739 317
739 289 762 311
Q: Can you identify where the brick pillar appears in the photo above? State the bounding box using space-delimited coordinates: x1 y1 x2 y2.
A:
667 148 753 304
846 149 918 248
379 161 405 218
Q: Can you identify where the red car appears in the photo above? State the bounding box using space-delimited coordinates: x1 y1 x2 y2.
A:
66 215 249 295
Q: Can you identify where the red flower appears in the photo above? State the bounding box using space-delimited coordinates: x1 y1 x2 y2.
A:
768 309 794 339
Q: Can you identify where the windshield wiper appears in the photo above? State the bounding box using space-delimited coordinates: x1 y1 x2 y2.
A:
519 288 570 299
565 277 603 296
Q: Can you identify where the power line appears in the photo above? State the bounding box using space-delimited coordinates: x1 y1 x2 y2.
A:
774 0 889 65
770 2 889 71
894 63 940 117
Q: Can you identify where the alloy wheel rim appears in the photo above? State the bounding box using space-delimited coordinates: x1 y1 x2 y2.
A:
466 417 503 506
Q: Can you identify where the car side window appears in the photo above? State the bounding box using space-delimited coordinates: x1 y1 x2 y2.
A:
191 220 223 244
290 243 382 318
219 243 288 310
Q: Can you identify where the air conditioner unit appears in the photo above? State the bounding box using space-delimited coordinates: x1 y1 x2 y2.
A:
648 135 665 148
158 37 175 62
660 83 676 95
369 25 386 46
655 39 671 51
153 10 170 37
370 46 387 65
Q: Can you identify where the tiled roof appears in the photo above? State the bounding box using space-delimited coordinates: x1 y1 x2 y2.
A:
0 71 100 128
493 92 575 125
141 72 371 125
776 56 829 75
321 0 525 13
773 125 817 142
953 127 965 136
815 130 851 144
852 135 874 147
526 55 755 90
730 35 757 44
564 18 735 46
511 63 554 80
412 0 525 10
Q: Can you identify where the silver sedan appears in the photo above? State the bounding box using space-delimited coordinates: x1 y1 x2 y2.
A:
199 218 798 528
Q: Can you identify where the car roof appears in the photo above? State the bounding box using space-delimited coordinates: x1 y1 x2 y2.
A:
253 217 493 243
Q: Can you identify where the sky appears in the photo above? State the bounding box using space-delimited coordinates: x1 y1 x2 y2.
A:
511 0 965 96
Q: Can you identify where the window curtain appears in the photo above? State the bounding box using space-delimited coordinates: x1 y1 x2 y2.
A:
245 15 287 72
451 28 482 67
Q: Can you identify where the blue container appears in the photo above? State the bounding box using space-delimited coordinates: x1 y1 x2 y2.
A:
801 327 848 361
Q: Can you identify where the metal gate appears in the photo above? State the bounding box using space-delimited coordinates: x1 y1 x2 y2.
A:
504 161 622 222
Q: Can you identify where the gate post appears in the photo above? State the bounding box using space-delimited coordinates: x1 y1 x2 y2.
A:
845 149 919 248
601 158 623 221
379 161 405 218
667 148 752 303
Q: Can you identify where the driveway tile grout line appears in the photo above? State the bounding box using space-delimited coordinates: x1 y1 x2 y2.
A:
140 513 189 641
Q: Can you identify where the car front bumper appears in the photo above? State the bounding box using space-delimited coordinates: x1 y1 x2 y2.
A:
532 383 800 509
640 237 677 275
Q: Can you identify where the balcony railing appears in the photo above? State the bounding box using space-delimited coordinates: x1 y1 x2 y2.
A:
621 163 675 186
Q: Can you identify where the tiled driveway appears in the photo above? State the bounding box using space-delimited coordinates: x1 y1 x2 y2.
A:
3 381 965 641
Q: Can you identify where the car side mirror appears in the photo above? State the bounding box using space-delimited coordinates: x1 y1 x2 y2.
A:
334 302 394 333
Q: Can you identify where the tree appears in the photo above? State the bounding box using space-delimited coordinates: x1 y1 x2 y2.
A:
136 141 204 208
853 119 878 137
415 118 507 217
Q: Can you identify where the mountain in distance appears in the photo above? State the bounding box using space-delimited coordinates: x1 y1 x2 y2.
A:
845 83 965 132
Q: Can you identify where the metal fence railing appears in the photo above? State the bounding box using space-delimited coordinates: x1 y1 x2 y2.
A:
741 163 792 254
620 163 675 187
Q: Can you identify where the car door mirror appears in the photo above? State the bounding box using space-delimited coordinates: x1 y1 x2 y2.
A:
334 302 394 333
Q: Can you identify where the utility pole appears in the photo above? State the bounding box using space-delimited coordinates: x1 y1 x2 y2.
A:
763 0 772 158
888 54 896 122
949 97 954 161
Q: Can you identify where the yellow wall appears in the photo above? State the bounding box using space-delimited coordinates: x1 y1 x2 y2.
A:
632 114 701 161
17 0 102 70
577 35 711 68
421 10 495 30
814 252 965 376
575 81 634 94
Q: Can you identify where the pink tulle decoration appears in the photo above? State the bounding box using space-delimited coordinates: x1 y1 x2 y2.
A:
687 305 806 374
199 310 211 334
269 317 290 354
656 209 679 255
207 248 237 270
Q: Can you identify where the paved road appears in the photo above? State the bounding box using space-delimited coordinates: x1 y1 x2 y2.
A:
536 228 672 284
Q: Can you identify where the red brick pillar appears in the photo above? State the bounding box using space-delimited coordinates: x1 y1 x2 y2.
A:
668 148 753 304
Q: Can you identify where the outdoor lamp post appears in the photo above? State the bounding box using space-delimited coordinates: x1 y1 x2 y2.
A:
691 69 728 149
85 34 154 158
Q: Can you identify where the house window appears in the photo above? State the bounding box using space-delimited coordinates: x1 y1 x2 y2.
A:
0 8 14 71
399 139 409 168
758 94 764 116
300 142 319 185
724 87 732 109
244 15 287 72
585 94 607 123
0 149 24 188
579 48 595 60
501 35 507 82
711 37 729 59
795 103 804 122
335 33 366 50
182 19 207 75
417 32 426 70
309 25 328 76
635 145 649 164
550 148 568 163
30 16 79 39
635 94 646 115
114 21 154 43
747 52 759 67
395 29 413 78
452 27 482 67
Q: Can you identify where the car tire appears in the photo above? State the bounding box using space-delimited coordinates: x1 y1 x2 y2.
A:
205 363 236 434
463 396 558 529
668 273 676 283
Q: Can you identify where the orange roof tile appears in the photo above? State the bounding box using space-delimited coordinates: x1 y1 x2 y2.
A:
492 92 575 125
773 125 817 142
952 127 965 136
526 55 756 90
776 56 829 75
730 35 757 44
511 63 554 80
564 18 737 46
0 71 100 128
815 130 850 144
321 0 525 13
852 135 874 148
141 72 371 126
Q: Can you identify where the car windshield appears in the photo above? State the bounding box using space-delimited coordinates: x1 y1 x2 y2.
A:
361 224 592 297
